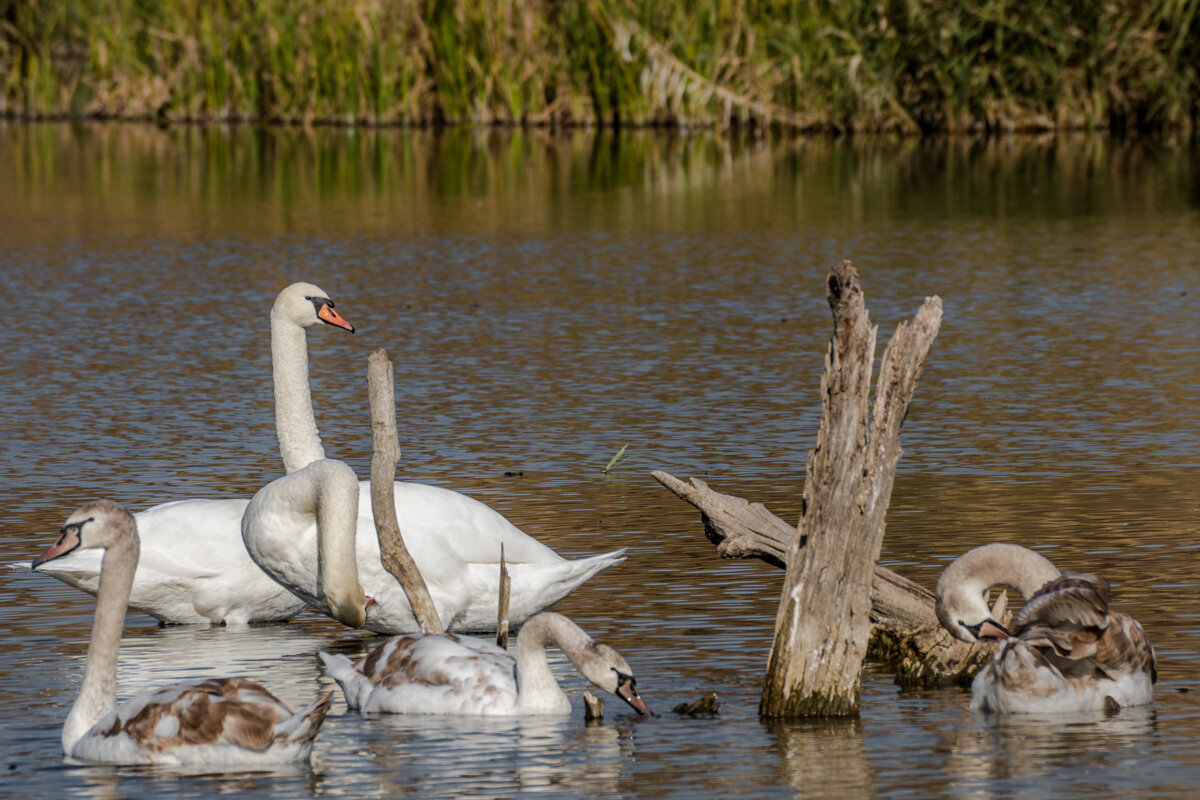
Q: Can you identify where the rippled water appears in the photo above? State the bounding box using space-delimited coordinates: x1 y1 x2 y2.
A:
1 124 1198 798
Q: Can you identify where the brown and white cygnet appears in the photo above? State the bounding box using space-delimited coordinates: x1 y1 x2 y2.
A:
36 500 332 765
936 542 1156 714
319 612 650 717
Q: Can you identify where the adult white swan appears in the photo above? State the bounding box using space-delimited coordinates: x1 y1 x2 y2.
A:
319 611 649 716
30 285 357 624
36 500 332 765
241 285 626 633
36 281 623 629
935 543 1156 714
241 457 626 632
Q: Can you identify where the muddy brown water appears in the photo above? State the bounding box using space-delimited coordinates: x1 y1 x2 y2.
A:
1 124 1198 798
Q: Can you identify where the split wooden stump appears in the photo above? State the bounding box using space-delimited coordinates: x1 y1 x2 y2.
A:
653 261 987 717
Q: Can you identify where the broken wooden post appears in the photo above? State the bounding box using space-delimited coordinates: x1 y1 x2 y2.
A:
756 260 943 717
583 692 604 721
367 348 444 634
496 544 511 648
649 471 988 687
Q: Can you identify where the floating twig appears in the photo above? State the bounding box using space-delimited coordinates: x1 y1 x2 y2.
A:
602 444 630 474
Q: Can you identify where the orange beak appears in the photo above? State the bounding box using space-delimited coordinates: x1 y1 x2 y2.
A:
317 304 355 333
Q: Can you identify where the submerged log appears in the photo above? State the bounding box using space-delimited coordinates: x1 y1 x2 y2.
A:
650 471 987 687
367 348 445 635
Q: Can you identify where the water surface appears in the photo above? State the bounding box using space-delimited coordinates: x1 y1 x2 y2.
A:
1 125 1198 799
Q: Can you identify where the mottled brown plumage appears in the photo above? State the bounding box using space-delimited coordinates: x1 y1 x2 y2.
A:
373 636 455 689
111 678 329 753
1011 572 1156 682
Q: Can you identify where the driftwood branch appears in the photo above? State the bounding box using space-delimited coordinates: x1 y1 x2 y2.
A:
651 470 987 687
367 348 444 635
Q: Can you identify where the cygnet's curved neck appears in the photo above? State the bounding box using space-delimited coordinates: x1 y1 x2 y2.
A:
272 308 326 474
515 613 590 713
64 532 137 753
941 543 1061 600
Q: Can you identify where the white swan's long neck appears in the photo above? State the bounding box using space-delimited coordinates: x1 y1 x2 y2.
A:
245 458 366 627
271 309 326 474
309 460 366 627
515 613 592 714
63 534 137 754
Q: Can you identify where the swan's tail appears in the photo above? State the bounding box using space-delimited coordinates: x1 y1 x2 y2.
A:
275 692 334 745
503 548 627 624
317 651 359 708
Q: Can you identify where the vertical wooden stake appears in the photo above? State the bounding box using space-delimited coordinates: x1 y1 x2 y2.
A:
367 348 444 634
496 543 511 647
583 691 604 721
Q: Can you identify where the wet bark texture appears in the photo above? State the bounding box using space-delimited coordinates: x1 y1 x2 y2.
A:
367 348 445 634
658 261 957 717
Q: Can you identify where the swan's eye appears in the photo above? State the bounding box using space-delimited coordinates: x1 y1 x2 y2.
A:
62 517 94 536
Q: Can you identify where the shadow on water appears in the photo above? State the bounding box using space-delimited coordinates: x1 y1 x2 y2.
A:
0 123 1198 798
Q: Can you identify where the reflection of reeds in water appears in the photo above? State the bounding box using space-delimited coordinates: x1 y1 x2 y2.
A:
4 124 1194 245
3 1 1197 132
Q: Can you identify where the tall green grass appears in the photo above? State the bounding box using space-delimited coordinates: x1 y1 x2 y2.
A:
2 0 1197 132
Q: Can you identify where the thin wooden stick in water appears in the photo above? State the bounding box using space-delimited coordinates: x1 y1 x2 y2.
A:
367 348 444 634
496 544 510 647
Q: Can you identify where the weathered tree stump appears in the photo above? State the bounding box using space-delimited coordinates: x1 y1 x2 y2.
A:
650 471 988 688
656 260 975 716
757 261 945 717
367 348 444 634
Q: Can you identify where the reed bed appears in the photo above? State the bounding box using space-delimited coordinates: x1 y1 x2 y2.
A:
2 0 1197 133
